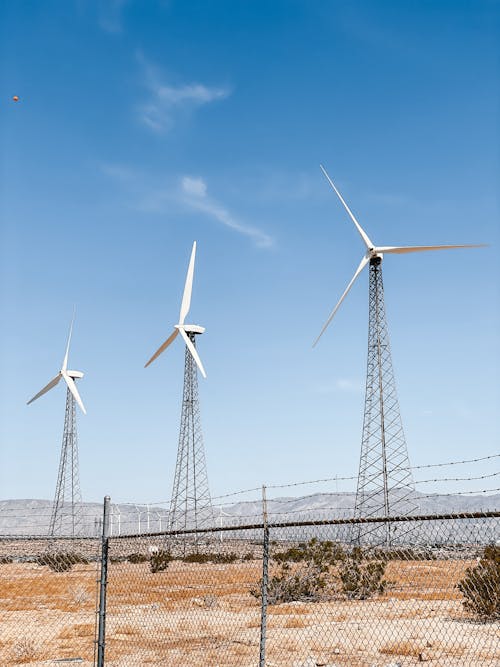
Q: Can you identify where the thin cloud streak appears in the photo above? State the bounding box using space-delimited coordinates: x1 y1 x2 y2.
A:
181 176 274 248
137 54 230 133
99 165 273 248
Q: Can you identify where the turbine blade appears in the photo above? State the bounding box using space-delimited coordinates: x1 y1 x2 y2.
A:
320 165 373 250
144 329 179 368
62 309 76 372
62 371 86 415
178 327 207 378
179 241 197 325
313 255 370 347
27 374 62 405
376 244 487 255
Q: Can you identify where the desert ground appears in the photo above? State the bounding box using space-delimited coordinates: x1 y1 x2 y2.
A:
1 556 499 666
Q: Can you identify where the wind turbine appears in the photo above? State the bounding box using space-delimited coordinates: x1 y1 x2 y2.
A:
315 165 483 545
145 241 213 538
28 314 86 537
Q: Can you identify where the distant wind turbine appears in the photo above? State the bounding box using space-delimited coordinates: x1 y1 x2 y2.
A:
145 241 213 539
27 313 86 537
145 241 206 378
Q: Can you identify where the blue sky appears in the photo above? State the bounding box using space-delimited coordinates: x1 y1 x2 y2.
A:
0 0 498 504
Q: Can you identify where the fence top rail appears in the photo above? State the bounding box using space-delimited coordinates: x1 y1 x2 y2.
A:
107 510 500 541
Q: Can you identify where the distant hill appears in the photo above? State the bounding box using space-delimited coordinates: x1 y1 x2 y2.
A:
1 492 498 540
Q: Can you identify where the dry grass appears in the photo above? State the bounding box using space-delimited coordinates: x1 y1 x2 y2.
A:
268 603 310 616
10 637 39 664
1 558 498 666
58 623 95 639
283 616 307 628
384 560 472 600
379 640 422 657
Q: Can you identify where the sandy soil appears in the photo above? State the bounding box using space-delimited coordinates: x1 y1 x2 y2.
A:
1 558 499 666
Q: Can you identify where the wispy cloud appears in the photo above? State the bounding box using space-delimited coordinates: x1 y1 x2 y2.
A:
99 164 273 248
180 176 274 248
98 0 129 33
137 55 230 133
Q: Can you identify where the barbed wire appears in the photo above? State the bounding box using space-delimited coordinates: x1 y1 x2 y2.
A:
415 470 500 484
209 453 499 502
2 454 497 521
418 487 500 499
410 453 499 470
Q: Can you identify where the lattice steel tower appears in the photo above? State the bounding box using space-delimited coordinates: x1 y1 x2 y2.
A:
354 258 418 544
27 314 87 538
49 384 84 537
145 241 214 537
314 166 479 544
169 332 213 533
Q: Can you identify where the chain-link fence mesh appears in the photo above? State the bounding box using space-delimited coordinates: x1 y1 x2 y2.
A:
98 512 499 666
103 527 264 666
0 535 101 666
1 507 499 666
264 513 499 667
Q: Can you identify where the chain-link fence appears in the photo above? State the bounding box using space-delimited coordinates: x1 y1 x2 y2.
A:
99 509 499 666
1 505 499 666
263 513 500 667
0 535 101 665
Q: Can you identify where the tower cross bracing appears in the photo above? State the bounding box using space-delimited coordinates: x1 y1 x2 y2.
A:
169 331 213 533
354 258 418 544
49 385 84 537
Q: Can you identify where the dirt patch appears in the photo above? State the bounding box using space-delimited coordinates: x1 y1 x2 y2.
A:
1 558 499 665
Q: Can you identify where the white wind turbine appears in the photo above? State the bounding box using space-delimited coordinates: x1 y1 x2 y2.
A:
314 165 484 544
28 314 86 537
145 241 213 537
314 165 484 346
145 240 206 377
28 315 86 413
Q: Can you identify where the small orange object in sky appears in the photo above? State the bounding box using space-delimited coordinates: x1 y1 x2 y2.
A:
12 95 19 102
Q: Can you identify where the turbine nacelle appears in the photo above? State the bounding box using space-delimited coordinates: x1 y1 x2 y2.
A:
66 370 84 379
367 249 384 262
177 324 206 335
145 241 207 378
313 165 486 347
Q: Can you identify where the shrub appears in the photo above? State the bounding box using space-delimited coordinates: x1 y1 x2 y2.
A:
338 547 387 600
264 560 330 604
11 637 38 662
36 552 89 572
274 539 345 565
150 549 172 573
252 540 386 604
253 538 346 605
182 551 238 564
214 552 238 564
0 555 13 564
458 545 500 620
127 553 149 564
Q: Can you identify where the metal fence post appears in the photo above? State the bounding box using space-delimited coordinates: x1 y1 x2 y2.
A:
259 485 269 667
96 496 111 667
